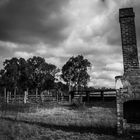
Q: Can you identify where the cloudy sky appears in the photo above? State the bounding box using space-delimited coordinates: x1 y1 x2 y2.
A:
0 0 140 88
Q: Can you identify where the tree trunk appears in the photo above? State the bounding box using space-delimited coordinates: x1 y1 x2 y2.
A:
61 90 63 101
68 82 72 103
4 87 6 102
86 91 90 103
36 88 38 102
68 83 71 92
56 91 59 102
101 91 104 102
69 82 71 103
27 88 29 102
9 91 11 101
69 94 71 103
47 90 50 95
27 88 29 94
14 87 16 101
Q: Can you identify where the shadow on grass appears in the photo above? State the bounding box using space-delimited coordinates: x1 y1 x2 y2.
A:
0 103 35 113
60 100 116 109
85 101 116 108
1 116 117 136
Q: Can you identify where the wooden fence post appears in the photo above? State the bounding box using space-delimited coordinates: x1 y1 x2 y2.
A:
36 88 38 102
40 92 44 103
69 94 71 103
24 91 28 104
7 91 9 103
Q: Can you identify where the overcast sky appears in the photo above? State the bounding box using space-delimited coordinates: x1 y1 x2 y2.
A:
0 0 140 88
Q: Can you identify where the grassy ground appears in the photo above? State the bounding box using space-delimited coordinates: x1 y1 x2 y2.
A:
0 102 117 133
0 101 132 140
0 119 130 140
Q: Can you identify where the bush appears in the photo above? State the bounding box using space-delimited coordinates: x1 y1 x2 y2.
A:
71 97 85 109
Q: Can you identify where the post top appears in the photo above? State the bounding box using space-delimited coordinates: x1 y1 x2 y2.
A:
115 75 123 80
119 7 135 19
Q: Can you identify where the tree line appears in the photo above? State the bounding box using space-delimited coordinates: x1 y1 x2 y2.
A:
0 55 91 95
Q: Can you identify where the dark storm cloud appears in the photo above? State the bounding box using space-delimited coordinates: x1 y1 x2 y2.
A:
107 3 140 48
0 41 16 57
106 23 121 46
0 0 140 87
0 0 70 45
0 45 9 55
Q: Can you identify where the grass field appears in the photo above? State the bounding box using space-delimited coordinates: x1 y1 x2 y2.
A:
0 119 126 140
0 101 132 140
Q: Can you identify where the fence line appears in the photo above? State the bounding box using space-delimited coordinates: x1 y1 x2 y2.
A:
0 91 116 104
0 94 69 104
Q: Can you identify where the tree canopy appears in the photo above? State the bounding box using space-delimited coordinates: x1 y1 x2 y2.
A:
0 56 58 94
61 55 91 91
0 55 92 95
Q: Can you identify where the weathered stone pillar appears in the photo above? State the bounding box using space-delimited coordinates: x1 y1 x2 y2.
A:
115 76 123 135
119 8 139 74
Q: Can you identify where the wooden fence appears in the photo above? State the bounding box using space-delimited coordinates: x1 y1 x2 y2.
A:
0 91 116 104
0 94 69 104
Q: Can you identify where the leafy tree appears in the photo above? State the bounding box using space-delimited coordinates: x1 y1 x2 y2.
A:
2 57 20 92
27 56 58 93
61 55 91 92
27 56 45 91
18 58 29 92
0 57 29 95
0 69 8 93
55 81 69 95
0 56 58 96
41 62 59 91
